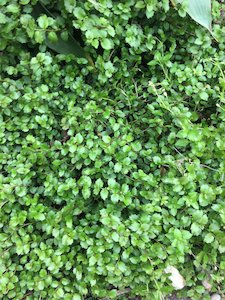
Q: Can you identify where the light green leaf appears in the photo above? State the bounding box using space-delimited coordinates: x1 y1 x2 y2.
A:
56 288 64 297
191 222 201 236
174 0 212 32
89 256 97 266
0 12 7 24
102 135 111 143
75 133 83 144
38 15 49 29
48 31 58 42
111 194 120 203
204 233 214 243
64 0 76 13
114 163 122 173
82 187 90 199
73 7 86 19
101 38 113 50
112 232 119 242
199 91 209 101
95 178 104 189
72 294 81 300
37 281 45 290
187 0 212 32
108 178 116 188
118 261 126 272
15 186 27 197
69 144 77 153
34 30 45 43
188 0 212 32
100 188 108 200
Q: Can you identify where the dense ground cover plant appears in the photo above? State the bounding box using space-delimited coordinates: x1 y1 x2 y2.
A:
0 0 225 299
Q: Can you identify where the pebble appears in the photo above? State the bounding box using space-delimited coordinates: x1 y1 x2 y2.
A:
211 294 221 300
164 266 185 290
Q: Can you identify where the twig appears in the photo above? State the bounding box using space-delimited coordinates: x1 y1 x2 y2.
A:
20 291 33 300
200 164 218 172
132 78 139 98
108 49 115 61
170 0 176 8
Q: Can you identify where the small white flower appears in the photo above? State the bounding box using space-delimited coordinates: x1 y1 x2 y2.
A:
202 279 212 291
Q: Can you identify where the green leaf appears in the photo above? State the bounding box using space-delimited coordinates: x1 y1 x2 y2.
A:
111 194 120 203
191 222 201 236
108 290 117 298
101 38 113 50
15 186 27 197
46 35 86 57
199 91 209 101
108 178 116 188
72 294 81 300
34 30 45 43
46 34 86 58
75 133 84 144
37 281 45 290
187 0 212 32
114 163 122 173
73 7 86 19
82 187 90 199
100 188 108 200
102 135 111 143
0 12 7 24
118 261 126 272
38 15 49 29
0 233 8 242
64 0 76 13
31 2 94 65
89 256 97 266
7 4 19 13
95 178 103 187
175 0 212 32
56 288 64 298
204 233 214 243
112 232 119 242
69 144 77 153
48 31 58 42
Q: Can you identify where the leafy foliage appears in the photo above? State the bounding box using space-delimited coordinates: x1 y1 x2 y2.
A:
31 2 94 66
0 0 225 300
